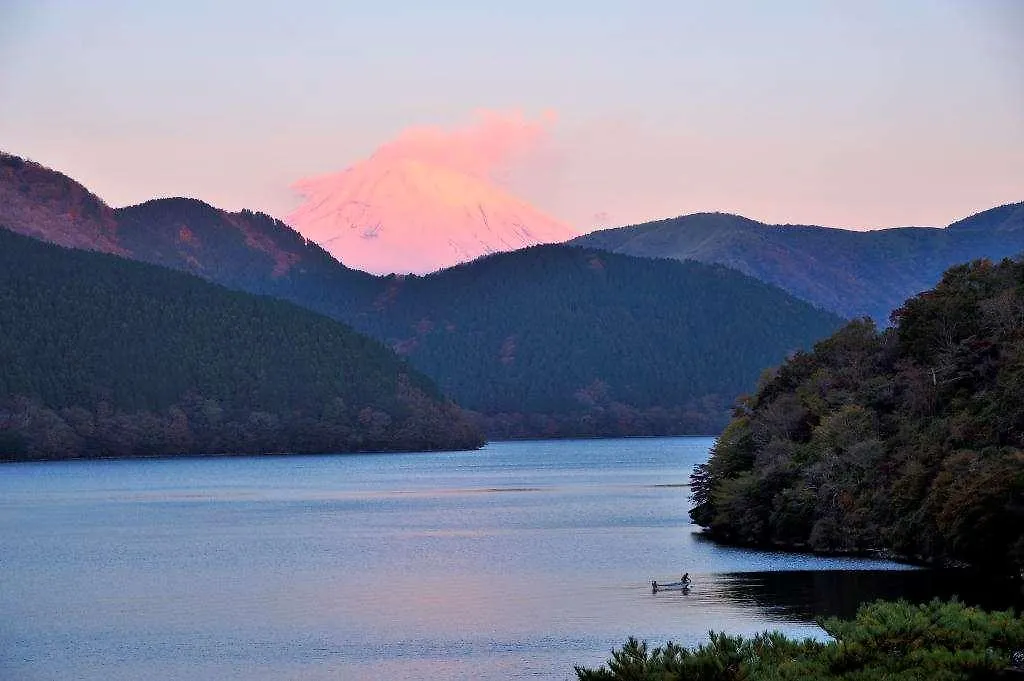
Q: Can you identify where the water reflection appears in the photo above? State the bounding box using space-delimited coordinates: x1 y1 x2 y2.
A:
709 570 1024 623
4 437 1020 681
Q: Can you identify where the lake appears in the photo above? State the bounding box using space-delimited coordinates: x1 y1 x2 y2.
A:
1 437 1018 680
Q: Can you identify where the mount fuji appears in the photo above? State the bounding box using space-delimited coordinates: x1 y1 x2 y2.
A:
287 154 572 275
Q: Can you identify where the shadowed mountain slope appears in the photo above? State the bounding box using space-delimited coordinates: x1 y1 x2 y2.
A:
572 205 1024 322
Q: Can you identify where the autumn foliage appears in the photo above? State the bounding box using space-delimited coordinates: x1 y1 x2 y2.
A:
691 257 1024 574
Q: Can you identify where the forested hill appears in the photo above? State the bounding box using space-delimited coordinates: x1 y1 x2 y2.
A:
351 246 845 437
0 228 483 460
0 151 845 437
571 204 1024 322
691 257 1024 574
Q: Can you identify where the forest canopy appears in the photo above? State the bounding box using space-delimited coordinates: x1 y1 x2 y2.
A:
112 196 847 436
0 228 483 460
691 257 1024 575
576 599 1024 681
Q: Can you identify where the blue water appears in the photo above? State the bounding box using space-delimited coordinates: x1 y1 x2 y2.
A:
1 437 923 680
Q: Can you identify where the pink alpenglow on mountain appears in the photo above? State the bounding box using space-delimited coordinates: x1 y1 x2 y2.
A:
287 111 573 274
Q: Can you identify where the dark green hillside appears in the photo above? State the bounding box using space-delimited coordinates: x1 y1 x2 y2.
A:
0 228 482 460
104 196 849 437
691 257 1024 574
0 155 850 438
353 245 845 435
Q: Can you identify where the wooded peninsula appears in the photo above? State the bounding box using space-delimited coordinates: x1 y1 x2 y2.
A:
691 257 1024 576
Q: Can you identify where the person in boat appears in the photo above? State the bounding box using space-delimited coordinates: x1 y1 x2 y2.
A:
682 572 690 585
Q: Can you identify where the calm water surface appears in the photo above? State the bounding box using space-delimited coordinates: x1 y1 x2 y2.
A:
0 437 1011 680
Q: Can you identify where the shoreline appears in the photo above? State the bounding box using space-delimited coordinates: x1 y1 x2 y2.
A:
692 528 1023 579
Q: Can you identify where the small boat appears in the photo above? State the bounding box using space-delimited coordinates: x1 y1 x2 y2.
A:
651 578 691 593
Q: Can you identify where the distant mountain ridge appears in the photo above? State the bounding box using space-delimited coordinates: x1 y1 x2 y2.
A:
0 152 122 253
947 202 1024 232
0 151 844 437
2 154 401 340
114 196 380 312
572 205 1024 322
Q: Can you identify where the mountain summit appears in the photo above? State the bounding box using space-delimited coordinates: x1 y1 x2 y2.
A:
287 154 571 275
287 112 573 274
573 203 1024 322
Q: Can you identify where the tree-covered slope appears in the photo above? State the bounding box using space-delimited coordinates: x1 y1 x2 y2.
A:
351 245 845 435
691 257 1024 574
0 228 482 460
115 197 379 312
572 205 1024 322
0 152 847 437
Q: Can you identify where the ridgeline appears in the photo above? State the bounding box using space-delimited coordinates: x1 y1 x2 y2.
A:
573 203 1024 323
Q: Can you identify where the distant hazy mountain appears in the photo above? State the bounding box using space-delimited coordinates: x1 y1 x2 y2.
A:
0 228 483 460
287 152 572 275
572 206 1024 322
0 151 845 436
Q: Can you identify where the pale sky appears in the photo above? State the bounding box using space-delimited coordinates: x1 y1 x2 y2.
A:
1 0 1021 232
